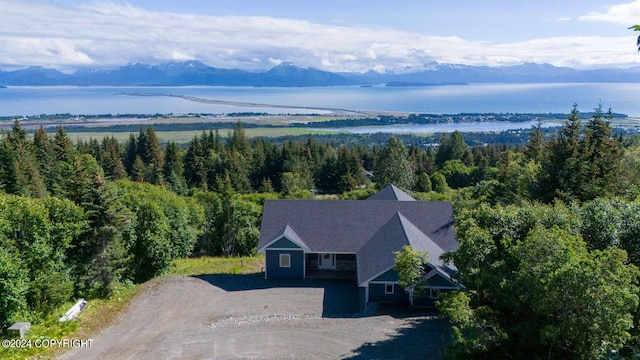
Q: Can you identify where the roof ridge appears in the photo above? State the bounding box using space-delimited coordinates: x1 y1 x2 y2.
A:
396 212 446 260
395 211 411 247
282 224 309 249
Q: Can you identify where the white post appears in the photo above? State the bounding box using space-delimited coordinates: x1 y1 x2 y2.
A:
409 287 414 306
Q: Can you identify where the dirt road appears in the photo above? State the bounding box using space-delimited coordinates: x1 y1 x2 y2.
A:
59 275 449 359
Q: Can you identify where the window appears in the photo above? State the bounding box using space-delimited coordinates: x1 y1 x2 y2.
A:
429 288 440 299
385 284 394 294
279 254 291 268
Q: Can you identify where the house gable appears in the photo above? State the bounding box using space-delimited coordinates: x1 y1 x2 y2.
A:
358 212 450 286
357 213 410 286
370 268 399 282
267 237 302 249
425 266 460 289
258 224 309 253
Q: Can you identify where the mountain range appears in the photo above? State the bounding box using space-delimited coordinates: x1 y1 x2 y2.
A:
2 60 640 87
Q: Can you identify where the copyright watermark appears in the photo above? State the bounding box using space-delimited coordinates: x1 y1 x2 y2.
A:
2 338 93 349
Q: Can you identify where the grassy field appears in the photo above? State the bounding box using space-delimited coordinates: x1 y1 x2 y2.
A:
171 255 264 276
27 113 640 145
67 127 342 143
4 113 369 128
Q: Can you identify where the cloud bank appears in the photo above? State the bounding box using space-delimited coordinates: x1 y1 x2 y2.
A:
579 0 640 25
1 1 639 72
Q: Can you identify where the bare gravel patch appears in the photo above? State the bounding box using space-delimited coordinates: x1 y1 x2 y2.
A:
58 275 449 359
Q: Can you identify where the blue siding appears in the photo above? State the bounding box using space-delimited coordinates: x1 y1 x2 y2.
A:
368 283 409 303
371 268 399 282
265 249 304 279
267 237 301 249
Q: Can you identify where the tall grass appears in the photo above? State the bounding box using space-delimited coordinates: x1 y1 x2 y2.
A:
171 255 264 276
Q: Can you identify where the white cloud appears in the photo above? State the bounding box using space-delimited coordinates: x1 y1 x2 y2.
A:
579 0 640 25
1 1 639 73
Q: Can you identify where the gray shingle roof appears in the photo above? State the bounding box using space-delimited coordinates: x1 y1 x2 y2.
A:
356 212 456 285
356 213 410 285
258 200 455 252
367 184 416 201
397 213 457 280
258 196 457 284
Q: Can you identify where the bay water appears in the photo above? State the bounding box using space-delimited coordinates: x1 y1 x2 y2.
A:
1 83 639 117
1 84 639 134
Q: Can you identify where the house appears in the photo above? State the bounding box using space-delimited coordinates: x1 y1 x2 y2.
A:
257 185 460 307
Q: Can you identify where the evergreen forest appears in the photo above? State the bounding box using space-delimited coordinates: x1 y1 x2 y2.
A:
2 104 640 358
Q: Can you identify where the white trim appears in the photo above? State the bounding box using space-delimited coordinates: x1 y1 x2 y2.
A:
429 288 440 299
424 269 438 278
362 265 461 289
309 251 356 255
384 283 395 295
258 233 310 253
422 286 459 290
359 265 395 287
409 287 414 306
266 247 304 251
425 267 462 289
279 253 291 268
364 285 369 305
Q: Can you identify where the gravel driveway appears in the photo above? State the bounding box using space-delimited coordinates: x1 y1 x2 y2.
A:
59 275 449 359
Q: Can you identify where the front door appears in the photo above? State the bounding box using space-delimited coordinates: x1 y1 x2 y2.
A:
318 253 335 270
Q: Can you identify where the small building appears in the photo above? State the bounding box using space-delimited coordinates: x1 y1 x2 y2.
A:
257 184 460 307
7 322 30 338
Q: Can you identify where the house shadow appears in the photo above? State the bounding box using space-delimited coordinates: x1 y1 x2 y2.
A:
193 274 361 317
343 312 451 360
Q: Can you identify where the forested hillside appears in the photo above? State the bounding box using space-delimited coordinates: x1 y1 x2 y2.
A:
1 104 640 358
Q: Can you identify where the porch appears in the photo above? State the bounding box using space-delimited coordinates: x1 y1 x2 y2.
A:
306 269 357 280
306 253 357 280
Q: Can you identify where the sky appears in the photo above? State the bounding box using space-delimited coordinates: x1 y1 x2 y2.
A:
2 0 640 73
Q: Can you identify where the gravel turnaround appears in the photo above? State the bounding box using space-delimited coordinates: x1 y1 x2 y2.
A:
58 275 449 359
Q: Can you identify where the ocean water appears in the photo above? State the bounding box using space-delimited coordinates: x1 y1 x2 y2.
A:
1 83 639 117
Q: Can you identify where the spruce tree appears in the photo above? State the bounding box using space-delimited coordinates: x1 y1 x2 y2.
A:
537 104 582 201
53 125 76 162
525 119 544 162
375 136 415 190
101 136 127 180
435 131 469 167
579 105 621 200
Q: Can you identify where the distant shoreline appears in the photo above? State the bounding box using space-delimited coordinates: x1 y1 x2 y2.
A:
119 92 368 115
385 81 468 87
